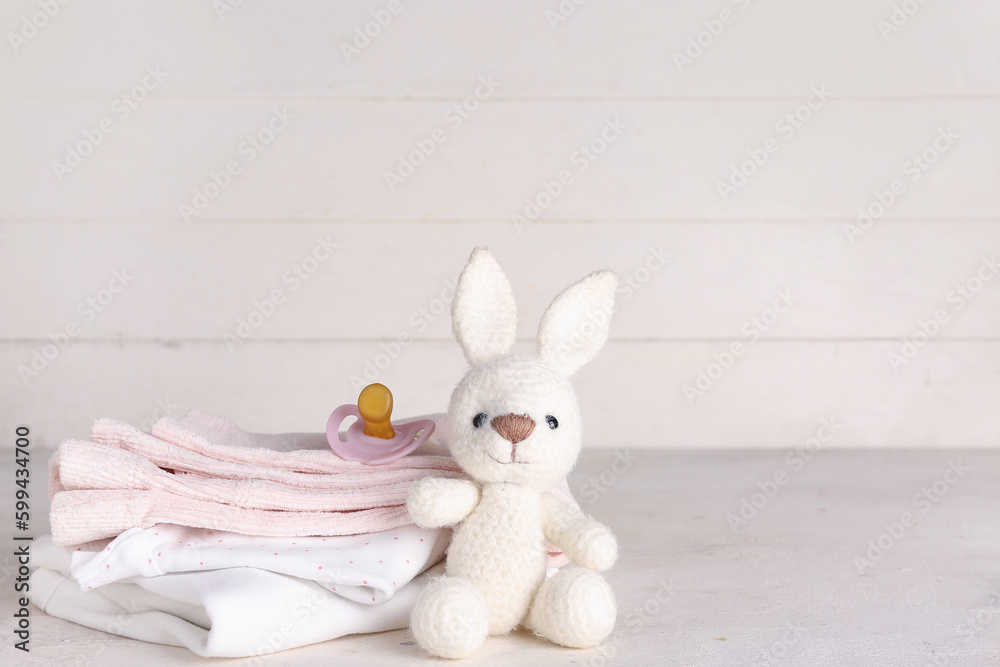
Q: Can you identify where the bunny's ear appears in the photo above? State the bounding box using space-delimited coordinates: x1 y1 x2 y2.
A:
537 270 618 376
451 247 518 366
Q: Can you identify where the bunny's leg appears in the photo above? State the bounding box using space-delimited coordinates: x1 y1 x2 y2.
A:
410 575 490 659
525 566 617 648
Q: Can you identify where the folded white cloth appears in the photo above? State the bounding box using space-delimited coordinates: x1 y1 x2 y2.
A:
32 535 443 658
69 523 449 605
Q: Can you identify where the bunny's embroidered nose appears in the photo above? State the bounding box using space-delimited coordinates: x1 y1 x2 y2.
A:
490 414 535 444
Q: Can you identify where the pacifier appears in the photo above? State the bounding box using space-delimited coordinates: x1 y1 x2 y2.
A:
326 383 435 464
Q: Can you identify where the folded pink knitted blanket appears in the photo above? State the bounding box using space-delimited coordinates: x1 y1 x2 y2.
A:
49 414 461 545
97 414 463 481
55 440 458 510
50 489 415 545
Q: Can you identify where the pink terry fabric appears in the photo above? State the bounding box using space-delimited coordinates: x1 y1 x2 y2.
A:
96 416 462 481
50 489 414 546
56 440 459 511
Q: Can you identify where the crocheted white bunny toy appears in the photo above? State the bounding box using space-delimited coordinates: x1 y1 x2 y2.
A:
406 248 619 659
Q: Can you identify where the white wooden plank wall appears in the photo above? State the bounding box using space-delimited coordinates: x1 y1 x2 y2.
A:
1 0 998 449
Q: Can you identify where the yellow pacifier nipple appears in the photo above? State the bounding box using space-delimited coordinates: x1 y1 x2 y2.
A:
357 383 395 440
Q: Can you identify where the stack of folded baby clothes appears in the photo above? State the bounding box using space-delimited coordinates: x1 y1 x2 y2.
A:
32 411 575 658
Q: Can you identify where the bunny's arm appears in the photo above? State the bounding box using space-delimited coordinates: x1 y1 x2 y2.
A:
540 492 618 572
407 477 481 528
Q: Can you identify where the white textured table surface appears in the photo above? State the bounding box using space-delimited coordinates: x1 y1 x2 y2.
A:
3 449 999 666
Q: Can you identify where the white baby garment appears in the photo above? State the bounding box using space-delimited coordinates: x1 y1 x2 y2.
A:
32 535 444 658
69 522 449 604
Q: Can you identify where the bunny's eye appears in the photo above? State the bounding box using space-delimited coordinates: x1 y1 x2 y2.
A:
545 415 558 429
473 413 488 428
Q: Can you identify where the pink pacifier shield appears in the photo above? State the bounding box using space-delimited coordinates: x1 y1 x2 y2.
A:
326 404 435 465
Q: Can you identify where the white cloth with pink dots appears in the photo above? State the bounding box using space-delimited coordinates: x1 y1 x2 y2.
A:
69 522 449 604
